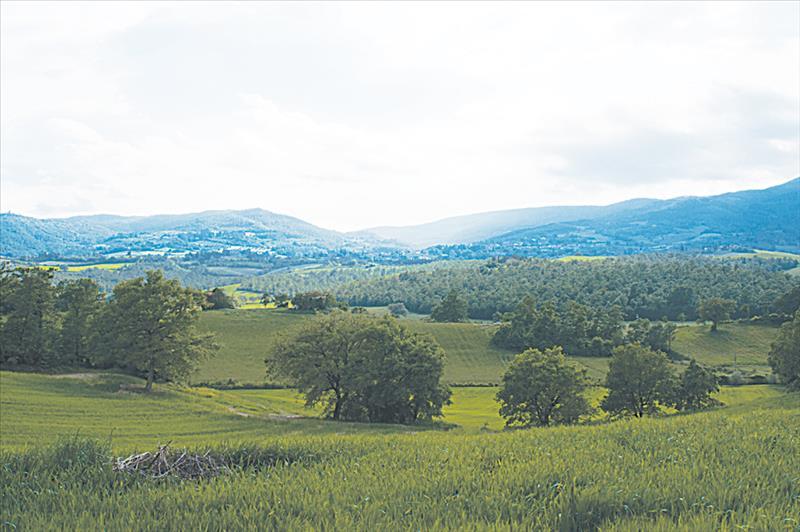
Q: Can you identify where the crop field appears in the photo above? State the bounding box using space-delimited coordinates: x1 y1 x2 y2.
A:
1 379 797 530
65 262 129 272
672 323 778 367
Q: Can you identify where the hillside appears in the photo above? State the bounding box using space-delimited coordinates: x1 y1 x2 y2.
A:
466 177 800 257
0 209 355 259
194 309 781 386
358 199 658 248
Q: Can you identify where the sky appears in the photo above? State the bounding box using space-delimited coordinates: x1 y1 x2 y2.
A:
1 1 798 232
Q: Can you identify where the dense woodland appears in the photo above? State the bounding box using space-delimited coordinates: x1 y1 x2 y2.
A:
333 256 799 320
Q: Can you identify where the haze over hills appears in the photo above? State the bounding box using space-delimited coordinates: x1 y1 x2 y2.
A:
1 177 798 262
356 198 661 248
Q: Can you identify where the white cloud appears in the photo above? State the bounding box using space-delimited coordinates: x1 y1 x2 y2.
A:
1 0 798 231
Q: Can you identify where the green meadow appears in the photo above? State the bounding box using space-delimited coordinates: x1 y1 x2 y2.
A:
672 323 778 367
1 308 794 531
1 371 797 530
195 309 779 386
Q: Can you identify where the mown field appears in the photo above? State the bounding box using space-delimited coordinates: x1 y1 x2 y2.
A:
1 377 797 530
195 309 779 386
672 323 777 367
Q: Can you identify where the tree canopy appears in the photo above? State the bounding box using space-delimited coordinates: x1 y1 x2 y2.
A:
769 311 800 389
601 344 675 417
430 290 468 322
96 271 217 391
267 311 451 423
698 298 737 331
496 347 590 427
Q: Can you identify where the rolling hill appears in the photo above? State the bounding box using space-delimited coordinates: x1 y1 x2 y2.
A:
2 178 797 262
0 208 354 259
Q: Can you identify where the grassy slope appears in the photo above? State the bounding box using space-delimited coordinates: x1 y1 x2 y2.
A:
2 389 797 530
197 309 777 387
2 370 787 451
195 310 307 384
195 309 617 386
0 371 417 452
672 323 778 367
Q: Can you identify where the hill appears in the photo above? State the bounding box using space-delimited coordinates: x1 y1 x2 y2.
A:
358 199 658 248
3 178 798 264
461 177 800 257
0 209 354 259
194 309 781 386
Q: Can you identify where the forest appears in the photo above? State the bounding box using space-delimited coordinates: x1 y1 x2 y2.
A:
247 255 800 321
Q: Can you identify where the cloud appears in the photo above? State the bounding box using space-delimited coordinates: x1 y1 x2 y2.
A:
1 1 798 230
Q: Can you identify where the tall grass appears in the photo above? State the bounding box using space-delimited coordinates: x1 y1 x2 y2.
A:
2 395 798 530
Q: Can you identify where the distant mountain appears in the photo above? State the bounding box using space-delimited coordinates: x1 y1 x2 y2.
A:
360 180 800 250
357 198 660 248
0 209 353 259
1 178 797 262
432 177 800 258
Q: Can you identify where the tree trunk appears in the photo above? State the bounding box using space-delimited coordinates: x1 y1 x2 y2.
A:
145 362 155 393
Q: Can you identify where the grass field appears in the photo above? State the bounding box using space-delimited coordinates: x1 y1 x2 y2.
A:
195 310 307 385
195 310 608 385
1 369 789 448
1 371 797 530
196 309 779 386
672 323 778 367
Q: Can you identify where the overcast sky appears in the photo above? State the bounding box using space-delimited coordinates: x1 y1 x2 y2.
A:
1 1 798 231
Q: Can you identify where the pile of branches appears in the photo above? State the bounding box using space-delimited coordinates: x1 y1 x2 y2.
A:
113 444 228 480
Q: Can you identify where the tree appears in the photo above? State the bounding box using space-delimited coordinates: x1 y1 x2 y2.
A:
430 290 468 322
292 291 343 312
387 302 408 317
626 319 676 353
672 360 720 410
100 271 217 392
768 310 800 389
55 279 103 365
267 311 451 423
601 344 676 417
772 286 800 318
204 288 236 310
698 298 736 331
0 267 57 366
496 347 590 427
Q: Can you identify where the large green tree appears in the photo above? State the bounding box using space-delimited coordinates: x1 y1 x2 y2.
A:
768 310 800 389
430 290 468 323
496 347 590 427
601 344 676 417
267 311 451 423
99 270 217 392
0 267 57 366
55 279 103 365
698 298 736 331
671 360 719 410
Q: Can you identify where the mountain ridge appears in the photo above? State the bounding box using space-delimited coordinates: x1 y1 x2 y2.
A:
1 178 798 260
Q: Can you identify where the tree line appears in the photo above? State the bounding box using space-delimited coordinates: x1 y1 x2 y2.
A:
0 266 216 391
334 256 799 321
